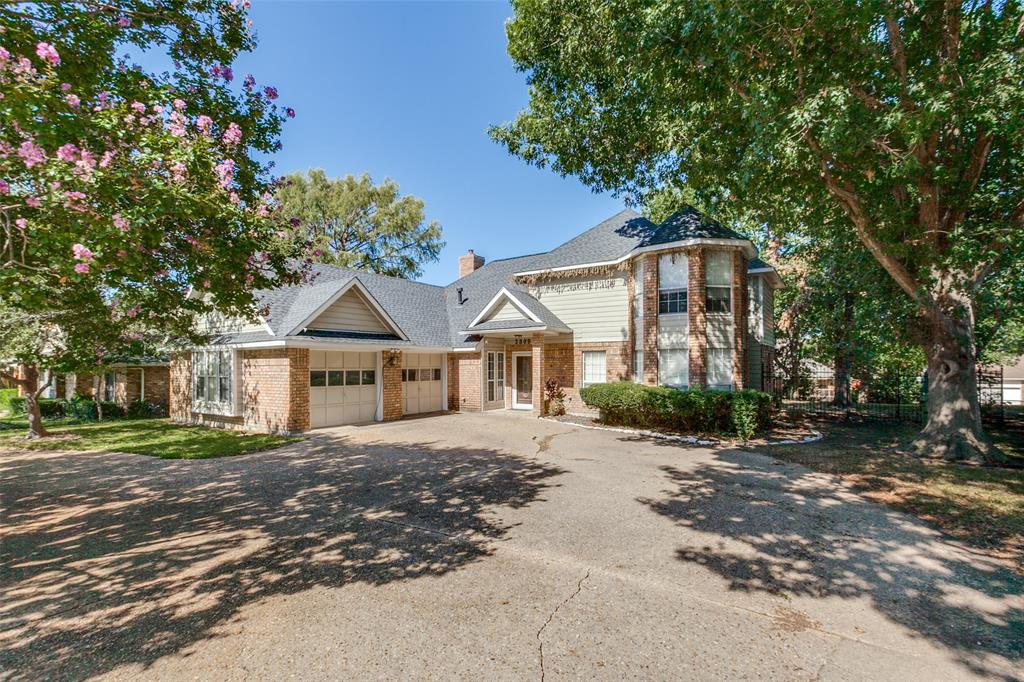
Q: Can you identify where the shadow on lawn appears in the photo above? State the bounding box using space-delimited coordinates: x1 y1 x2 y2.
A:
637 446 1024 681
0 435 564 679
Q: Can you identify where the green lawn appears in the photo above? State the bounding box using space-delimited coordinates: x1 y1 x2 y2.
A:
0 417 301 459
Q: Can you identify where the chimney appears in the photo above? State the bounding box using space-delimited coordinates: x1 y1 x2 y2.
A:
459 249 485 278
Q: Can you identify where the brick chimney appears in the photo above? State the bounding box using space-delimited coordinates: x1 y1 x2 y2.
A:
459 249 485 278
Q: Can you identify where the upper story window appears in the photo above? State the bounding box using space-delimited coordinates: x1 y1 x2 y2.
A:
658 253 688 315
706 251 732 314
193 349 235 410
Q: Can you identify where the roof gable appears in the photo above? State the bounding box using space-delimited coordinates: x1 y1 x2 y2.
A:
306 285 392 334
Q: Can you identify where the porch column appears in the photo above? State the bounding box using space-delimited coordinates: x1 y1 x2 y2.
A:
531 332 545 415
381 350 403 421
732 249 749 390
641 253 659 384
688 249 707 388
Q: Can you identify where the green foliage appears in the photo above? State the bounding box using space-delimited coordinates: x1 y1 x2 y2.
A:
8 397 64 418
544 377 566 416
579 382 773 439
0 1 310 396
64 397 124 421
0 388 17 413
126 399 160 419
277 169 444 279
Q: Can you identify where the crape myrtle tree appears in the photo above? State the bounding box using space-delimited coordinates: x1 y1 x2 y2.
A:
492 0 1024 465
276 169 444 279
0 1 307 437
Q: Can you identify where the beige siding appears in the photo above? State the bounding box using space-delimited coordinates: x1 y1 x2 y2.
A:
747 337 763 390
197 311 263 335
530 273 628 343
485 299 530 322
308 287 389 333
762 284 775 347
707 314 734 348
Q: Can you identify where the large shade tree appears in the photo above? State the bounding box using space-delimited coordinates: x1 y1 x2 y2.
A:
493 0 1024 465
0 1 307 436
277 169 444 279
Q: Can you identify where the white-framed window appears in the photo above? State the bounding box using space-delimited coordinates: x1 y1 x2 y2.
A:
633 350 644 383
706 251 732 314
582 351 607 387
708 348 733 389
103 371 115 402
658 253 688 315
486 351 505 402
658 349 688 388
193 349 235 411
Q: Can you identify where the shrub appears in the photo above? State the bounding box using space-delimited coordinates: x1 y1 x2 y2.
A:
63 397 124 421
579 381 774 439
544 377 566 416
0 388 18 413
126 399 160 419
8 397 65 418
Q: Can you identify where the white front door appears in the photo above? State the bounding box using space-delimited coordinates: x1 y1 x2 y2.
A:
512 352 533 410
309 350 378 428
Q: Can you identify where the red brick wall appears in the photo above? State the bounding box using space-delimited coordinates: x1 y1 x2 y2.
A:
531 333 545 414
641 253 659 384
688 249 707 388
169 354 192 421
449 352 481 412
383 350 402 421
732 249 749 389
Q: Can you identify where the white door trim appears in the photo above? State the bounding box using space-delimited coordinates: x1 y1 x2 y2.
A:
511 351 533 410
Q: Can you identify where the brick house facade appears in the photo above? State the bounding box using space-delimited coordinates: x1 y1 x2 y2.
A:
171 208 780 433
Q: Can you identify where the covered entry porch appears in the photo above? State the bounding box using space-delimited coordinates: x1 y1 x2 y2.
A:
476 331 550 415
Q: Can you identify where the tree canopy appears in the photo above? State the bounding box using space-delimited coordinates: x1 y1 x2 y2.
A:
494 0 1024 464
0 0 306 435
276 169 444 279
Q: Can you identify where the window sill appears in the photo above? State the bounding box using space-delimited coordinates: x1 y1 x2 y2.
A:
193 401 240 417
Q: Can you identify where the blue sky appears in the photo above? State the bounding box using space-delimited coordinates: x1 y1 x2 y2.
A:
228 1 624 285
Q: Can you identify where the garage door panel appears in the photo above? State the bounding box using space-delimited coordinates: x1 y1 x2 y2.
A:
402 353 443 415
309 350 378 427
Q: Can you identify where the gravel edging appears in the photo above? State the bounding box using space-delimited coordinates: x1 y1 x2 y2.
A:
540 416 822 447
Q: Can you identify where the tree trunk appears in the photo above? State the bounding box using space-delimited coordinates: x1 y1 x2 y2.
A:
832 294 854 407
23 391 49 439
912 303 1013 466
93 374 104 421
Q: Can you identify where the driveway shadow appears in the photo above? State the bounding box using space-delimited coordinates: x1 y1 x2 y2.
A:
638 447 1023 680
0 436 564 680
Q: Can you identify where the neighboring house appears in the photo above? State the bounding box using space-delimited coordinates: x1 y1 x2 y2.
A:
64 358 171 412
171 208 782 433
980 357 1023 406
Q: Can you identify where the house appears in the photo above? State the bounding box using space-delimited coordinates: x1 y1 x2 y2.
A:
980 357 1023 406
63 358 171 413
170 208 782 433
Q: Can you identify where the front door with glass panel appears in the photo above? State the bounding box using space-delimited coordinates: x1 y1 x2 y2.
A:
485 351 505 408
513 353 532 409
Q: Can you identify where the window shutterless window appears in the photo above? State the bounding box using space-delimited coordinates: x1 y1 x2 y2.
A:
486 351 505 402
707 348 733 389
706 251 732 314
658 289 688 314
633 350 643 382
193 349 235 409
582 351 607 387
658 349 688 388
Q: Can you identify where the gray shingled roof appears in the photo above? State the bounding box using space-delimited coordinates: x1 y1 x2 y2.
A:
463 319 547 332
213 208 775 350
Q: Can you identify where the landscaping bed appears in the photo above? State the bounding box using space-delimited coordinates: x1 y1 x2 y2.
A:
762 420 1024 571
0 417 301 459
546 412 820 445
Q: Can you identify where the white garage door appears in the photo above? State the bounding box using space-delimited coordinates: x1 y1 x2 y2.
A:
402 353 443 415
309 350 378 428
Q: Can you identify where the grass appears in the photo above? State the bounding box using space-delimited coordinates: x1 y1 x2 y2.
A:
764 420 1024 570
0 416 301 459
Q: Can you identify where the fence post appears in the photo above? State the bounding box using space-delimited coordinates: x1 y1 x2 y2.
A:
896 371 901 421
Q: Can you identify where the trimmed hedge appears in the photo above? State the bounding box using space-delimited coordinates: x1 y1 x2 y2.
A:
579 381 773 439
7 396 131 421
8 397 66 418
0 388 18 413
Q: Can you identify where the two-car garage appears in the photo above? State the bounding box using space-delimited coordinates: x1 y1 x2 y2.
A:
308 349 445 428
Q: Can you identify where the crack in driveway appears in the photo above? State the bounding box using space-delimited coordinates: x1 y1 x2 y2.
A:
536 569 590 682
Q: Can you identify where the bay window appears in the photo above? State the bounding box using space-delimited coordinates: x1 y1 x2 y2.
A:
658 253 688 315
707 348 733 389
706 251 732 314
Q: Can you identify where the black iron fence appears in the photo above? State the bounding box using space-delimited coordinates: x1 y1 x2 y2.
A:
762 360 1007 425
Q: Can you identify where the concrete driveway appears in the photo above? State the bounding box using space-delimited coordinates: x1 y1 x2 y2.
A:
1 412 1021 681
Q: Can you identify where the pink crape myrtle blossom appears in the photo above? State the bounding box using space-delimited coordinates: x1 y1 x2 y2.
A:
74 263 90 274
117 16 131 28
286 107 295 119
170 161 187 182
15 218 27 230
263 86 278 100
56 143 79 162
72 243 94 261
99 150 115 168
215 158 235 189
0 179 8 194
222 122 242 145
130 101 146 114
168 111 188 137
60 83 72 91
18 140 46 167
113 213 129 231
196 115 213 135
25 196 41 208
35 42 60 65
229 191 240 204
173 98 186 110
65 93 81 108
0 47 10 63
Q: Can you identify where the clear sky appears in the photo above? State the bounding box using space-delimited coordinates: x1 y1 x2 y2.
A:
229 0 625 285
